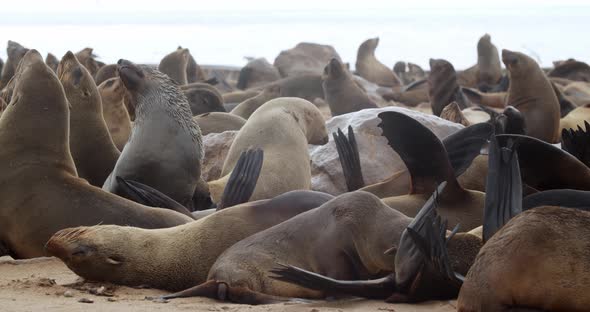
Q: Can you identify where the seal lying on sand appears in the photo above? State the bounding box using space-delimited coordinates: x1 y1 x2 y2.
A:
0 50 191 259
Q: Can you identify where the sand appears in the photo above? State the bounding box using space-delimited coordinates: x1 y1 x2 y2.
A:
0 256 458 312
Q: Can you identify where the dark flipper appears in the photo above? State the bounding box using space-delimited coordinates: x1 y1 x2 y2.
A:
561 121 590 168
551 81 577 118
334 126 365 191
236 67 252 90
377 111 459 194
442 122 493 177
115 176 194 219
269 264 395 299
497 134 590 191
218 148 264 210
482 136 522 243
523 189 590 211
162 280 290 305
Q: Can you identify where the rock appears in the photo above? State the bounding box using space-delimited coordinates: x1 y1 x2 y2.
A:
274 42 341 77
78 298 94 303
237 58 281 90
309 107 464 195
201 131 238 181
63 290 74 298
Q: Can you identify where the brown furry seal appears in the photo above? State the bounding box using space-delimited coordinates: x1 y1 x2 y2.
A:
503 49 560 143
94 64 117 85
429 58 470 116
182 82 226 115
103 60 208 210
0 50 191 259
208 97 328 202
158 48 190 85
237 57 281 90
98 77 132 150
476 34 502 91
193 112 246 135
355 37 401 87
230 84 280 119
323 58 377 116
74 47 101 78
45 53 59 73
0 40 28 89
45 190 333 290
58 51 121 187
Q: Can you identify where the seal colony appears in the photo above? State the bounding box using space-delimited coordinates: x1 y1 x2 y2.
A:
1 30 590 312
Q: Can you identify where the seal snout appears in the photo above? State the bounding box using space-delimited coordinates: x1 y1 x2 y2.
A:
501 49 519 66
117 60 145 91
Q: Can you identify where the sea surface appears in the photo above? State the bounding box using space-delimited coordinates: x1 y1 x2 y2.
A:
0 7 588 70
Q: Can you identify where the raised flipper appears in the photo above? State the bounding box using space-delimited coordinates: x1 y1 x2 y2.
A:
115 176 194 219
523 189 590 211
334 126 365 191
497 134 590 191
217 148 264 210
269 264 395 299
442 122 493 176
482 136 522 243
561 121 590 168
377 111 459 194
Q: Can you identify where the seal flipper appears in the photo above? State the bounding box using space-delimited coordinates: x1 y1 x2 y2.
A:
482 136 522 243
269 264 395 299
442 122 493 176
334 126 365 191
561 121 590 168
217 148 264 210
114 176 194 219
377 111 460 194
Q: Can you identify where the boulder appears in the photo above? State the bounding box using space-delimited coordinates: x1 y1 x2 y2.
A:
274 42 341 77
201 131 238 181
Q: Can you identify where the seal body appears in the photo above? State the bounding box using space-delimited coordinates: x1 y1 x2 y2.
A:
323 58 377 116
194 112 246 135
98 77 132 151
355 38 401 87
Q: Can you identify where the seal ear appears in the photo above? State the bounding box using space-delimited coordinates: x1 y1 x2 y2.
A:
377 111 459 194
442 122 493 177
334 126 364 192
218 148 264 210
561 121 590 168
483 136 522 243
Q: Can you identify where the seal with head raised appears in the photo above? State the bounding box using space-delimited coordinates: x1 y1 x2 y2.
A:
158 48 190 85
503 49 561 143
428 58 470 117
45 53 59 73
323 58 378 116
355 37 401 87
476 34 502 91
98 77 132 150
102 60 209 210
58 51 121 187
0 40 28 89
0 50 191 259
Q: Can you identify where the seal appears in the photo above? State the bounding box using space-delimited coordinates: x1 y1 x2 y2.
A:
97 77 132 150
393 61 426 85
44 190 334 290
382 79 430 106
355 37 401 87
323 58 378 116
560 104 590 133
440 102 471 126
158 48 190 85
74 47 101 78
0 40 28 89
45 53 59 73
57 51 121 187
429 58 470 116
94 64 118 86
236 57 281 90
476 34 502 91
194 112 246 135
182 82 226 115
208 97 329 202
102 59 207 210
503 49 561 143
230 84 280 119
461 87 506 109
0 50 191 259
179 46 208 83
222 89 261 105
548 58 590 82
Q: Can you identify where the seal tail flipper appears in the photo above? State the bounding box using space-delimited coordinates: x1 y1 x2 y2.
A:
217 148 264 210
377 111 460 194
334 125 365 191
269 264 395 299
561 120 590 168
442 122 494 177
162 280 292 305
482 136 522 243
114 176 194 219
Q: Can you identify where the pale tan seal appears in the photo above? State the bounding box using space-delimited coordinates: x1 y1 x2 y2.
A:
355 37 401 87
97 77 132 150
0 50 191 259
208 97 329 202
323 58 378 116
158 48 190 85
57 51 120 187
194 112 246 135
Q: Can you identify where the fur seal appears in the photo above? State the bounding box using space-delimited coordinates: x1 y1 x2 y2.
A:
181 46 208 83
58 51 121 187
429 58 470 116
45 190 333 290
0 40 28 89
355 37 401 87
382 79 430 106
548 58 590 82
323 58 377 116
475 34 502 91
393 61 426 85
222 89 260 104
94 64 117 86
230 84 280 119
194 112 246 135
74 47 101 78
237 57 281 90
103 60 207 210
158 48 190 85
461 87 506 109
503 49 561 143
208 97 328 202
0 50 191 259
97 77 132 150
45 53 59 73
182 82 226 115
440 102 471 126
